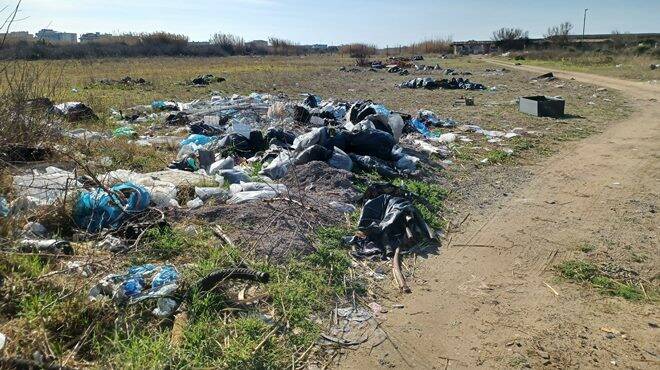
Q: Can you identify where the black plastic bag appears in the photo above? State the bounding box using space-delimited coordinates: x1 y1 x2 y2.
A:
294 145 333 165
349 154 398 179
350 194 434 258
346 128 395 160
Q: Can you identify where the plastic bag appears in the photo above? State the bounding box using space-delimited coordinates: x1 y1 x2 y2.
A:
180 134 214 146
328 147 353 171
350 195 434 258
74 182 151 233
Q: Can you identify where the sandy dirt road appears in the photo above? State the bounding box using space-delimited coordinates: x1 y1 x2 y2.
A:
341 61 659 369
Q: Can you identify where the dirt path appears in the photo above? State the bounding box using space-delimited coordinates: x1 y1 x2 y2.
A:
341 62 659 369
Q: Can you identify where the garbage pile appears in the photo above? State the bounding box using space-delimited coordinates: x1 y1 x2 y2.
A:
443 68 472 76
88 264 270 317
98 76 149 86
191 74 226 86
53 102 98 122
414 64 442 71
6 87 527 251
399 77 486 90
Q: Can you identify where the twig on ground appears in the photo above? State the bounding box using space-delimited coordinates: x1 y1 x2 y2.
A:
392 247 411 293
452 243 497 248
639 282 649 300
543 281 559 296
253 325 279 354
212 224 237 249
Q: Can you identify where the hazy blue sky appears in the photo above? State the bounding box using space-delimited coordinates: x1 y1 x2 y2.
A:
11 0 660 45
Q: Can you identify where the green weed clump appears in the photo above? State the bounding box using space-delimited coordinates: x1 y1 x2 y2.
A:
396 179 448 230
556 260 649 301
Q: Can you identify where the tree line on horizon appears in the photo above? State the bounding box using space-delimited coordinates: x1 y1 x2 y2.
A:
1 22 656 60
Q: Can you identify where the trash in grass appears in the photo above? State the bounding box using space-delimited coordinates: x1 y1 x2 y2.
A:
96 234 127 253
191 74 225 86
519 96 566 117
13 167 80 206
89 264 180 317
18 239 74 255
0 197 9 217
53 102 98 121
74 182 151 233
22 222 48 238
113 126 137 138
399 77 486 90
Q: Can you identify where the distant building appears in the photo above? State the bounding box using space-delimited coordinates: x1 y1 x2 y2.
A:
452 40 495 55
5 31 34 41
36 29 77 43
311 44 328 50
80 32 111 43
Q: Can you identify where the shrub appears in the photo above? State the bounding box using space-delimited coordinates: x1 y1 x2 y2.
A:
339 43 377 58
492 27 529 51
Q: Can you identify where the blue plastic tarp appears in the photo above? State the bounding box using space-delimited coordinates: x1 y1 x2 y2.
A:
180 134 214 146
411 119 439 138
74 182 150 233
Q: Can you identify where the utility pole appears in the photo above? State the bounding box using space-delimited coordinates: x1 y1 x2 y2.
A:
582 8 588 43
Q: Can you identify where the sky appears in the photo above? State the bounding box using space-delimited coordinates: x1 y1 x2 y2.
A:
8 0 660 46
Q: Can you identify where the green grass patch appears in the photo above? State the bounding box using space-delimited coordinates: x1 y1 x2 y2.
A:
556 260 647 301
509 137 536 152
0 255 50 279
579 243 596 253
395 179 448 230
141 226 187 259
485 149 513 164
98 225 360 369
555 126 595 142
18 290 61 322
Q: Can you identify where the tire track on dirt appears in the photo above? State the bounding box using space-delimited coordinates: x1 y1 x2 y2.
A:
340 62 659 369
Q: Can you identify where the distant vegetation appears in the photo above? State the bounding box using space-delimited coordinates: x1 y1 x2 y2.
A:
0 31 335 60
491 27 530 51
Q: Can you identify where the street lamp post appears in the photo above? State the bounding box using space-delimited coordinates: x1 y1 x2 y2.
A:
582 8 588 44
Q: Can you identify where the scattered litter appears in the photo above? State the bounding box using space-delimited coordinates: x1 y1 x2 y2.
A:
13 167 80 206
53 102 98 121
329 201 357 214
191 74 225 86
187 197 204 209
18 239 73 255
531 72 556 82
89 264 180 317
22 222 47 238
97 234 127 253
399 77 486 90
0 197 9 217
65 128 106 141
113 126 137 138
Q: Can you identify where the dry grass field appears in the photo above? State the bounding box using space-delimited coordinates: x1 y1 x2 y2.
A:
3 54 649 369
